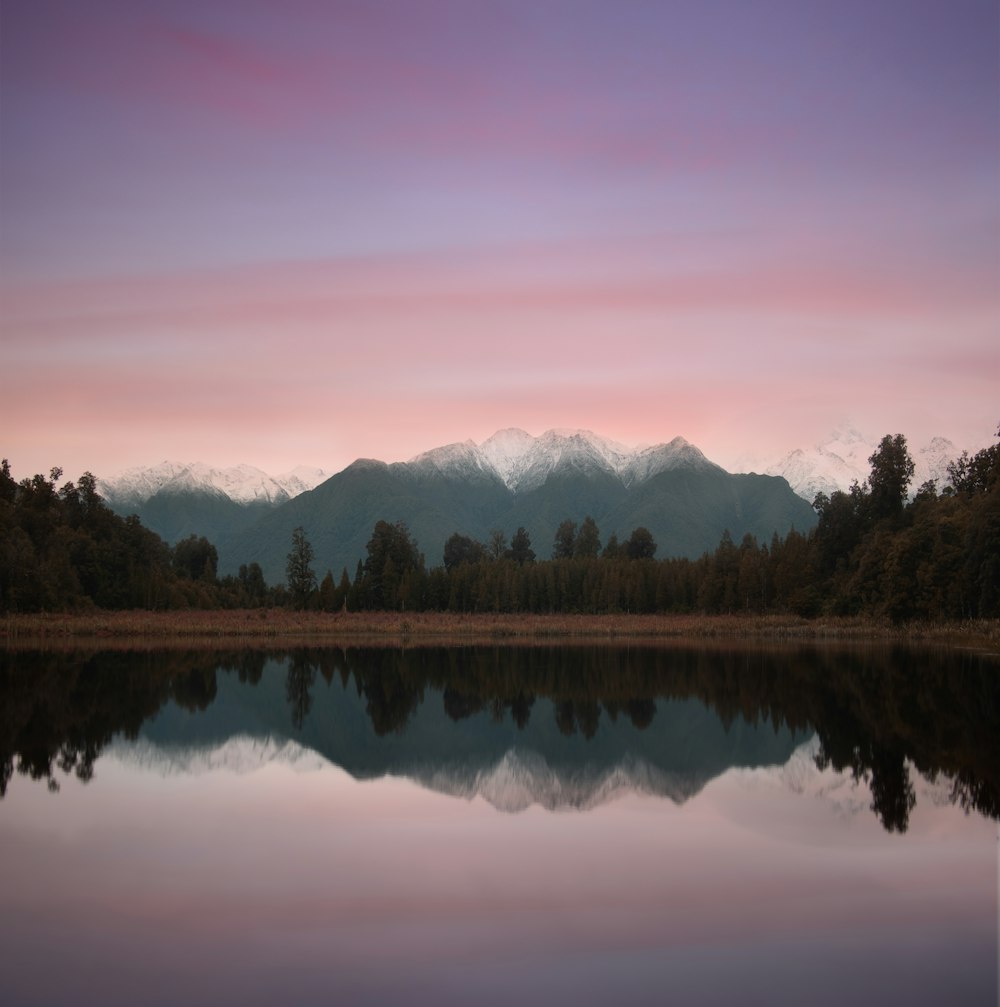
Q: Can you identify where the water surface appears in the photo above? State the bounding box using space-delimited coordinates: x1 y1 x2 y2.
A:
1 643 997 1005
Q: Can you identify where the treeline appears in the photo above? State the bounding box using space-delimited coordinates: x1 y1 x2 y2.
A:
3 428 997 621
310 431 999 621
0 462 286 611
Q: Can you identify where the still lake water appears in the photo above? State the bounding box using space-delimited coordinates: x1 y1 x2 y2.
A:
1 642 997 1006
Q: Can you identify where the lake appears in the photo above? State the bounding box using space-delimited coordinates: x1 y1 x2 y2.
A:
1 642 997 1006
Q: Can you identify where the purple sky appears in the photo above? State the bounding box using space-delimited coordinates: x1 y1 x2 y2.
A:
2 0 998 479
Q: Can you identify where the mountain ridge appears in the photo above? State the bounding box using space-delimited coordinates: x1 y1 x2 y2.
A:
409 428 719 493
217 428 817 581
100 425 967 581
99 460 329 509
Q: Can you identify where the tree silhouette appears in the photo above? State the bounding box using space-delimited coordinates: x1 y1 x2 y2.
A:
552 519 577 559
574 516 601 558
626 526 657 560
866 434 915 522
285 526 317 610
285 654 316 730
508 527 535 564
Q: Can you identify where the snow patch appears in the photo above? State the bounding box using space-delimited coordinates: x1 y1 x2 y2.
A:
412 428 719 493
100 461 328 508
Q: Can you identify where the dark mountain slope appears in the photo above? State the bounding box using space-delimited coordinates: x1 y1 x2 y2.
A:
219 456 816 582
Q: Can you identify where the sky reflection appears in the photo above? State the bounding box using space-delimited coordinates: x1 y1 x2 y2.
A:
1 743 994 1007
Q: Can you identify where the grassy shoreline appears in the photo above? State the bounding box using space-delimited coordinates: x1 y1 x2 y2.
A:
4 609 999 652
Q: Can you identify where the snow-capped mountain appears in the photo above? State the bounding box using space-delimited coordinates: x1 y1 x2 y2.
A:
408 427 720 493
97 427 813 573
110 733 328 777
739 425 960 502
99 461 328 509
414 748 707 813
221 426 816 580
110 737 710 812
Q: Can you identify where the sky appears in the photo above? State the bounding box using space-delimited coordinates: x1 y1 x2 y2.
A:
2 0 998 481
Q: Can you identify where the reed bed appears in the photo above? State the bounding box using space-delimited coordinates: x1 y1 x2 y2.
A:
4 609 999 652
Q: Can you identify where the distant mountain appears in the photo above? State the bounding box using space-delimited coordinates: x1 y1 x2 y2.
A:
99 462 328 545
217 428 817 581
737 425 959 502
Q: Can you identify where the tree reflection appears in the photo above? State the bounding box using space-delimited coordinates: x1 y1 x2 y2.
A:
816 742 916 834
285 653 316 731
625 698 656 730
1 642 997 833
0 650 222 797
510 692 534 730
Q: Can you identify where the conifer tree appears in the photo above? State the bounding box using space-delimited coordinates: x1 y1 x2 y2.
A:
286 526 317 610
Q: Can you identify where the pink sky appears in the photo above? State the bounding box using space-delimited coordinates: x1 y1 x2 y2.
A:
2 0 997 481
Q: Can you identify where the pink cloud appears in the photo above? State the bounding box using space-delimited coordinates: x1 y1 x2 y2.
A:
3 237 993 352
25 5 312 133
3 231 996 479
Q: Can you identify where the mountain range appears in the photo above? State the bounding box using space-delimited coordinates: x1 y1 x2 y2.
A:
216 429 817 581
99 425 965 584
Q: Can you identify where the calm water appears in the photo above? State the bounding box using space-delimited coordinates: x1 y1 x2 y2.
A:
1 643 997 1006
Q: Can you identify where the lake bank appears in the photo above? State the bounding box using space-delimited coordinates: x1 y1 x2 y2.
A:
4 609 999 652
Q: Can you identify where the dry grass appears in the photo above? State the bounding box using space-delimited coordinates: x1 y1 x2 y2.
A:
4 609 999 652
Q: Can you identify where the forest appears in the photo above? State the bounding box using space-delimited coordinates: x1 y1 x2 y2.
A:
2 431 997 622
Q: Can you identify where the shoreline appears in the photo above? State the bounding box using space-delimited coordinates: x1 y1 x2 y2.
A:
4 610 999 652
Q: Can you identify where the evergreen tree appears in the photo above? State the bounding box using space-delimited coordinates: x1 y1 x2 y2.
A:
363 520 424 608
335 567 352 610
866 434 915 522
552 519 577 559
574 516 601 558
443 532 484 571
508 527 535 564
626 526 657 560
947 424 1000 496
487 528 508 560
319 570 336 611
238 562 267 605
173 534 218 582
286 526 317 610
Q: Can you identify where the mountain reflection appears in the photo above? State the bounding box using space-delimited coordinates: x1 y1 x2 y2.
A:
1 643 997 831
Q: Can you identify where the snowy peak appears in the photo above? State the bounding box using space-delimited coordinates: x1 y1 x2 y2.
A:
111 733 328 777
410 428 719 492
742 427 961 502
407 439 496 481
510 429 629 491
98 429 717 508
100 461 329 509
478 427 537 485
277 465 330 498
622 436 717 486
411 748 707 813
915 438 956 490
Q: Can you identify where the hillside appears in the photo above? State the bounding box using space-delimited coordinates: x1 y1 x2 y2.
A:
218 429 817 581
